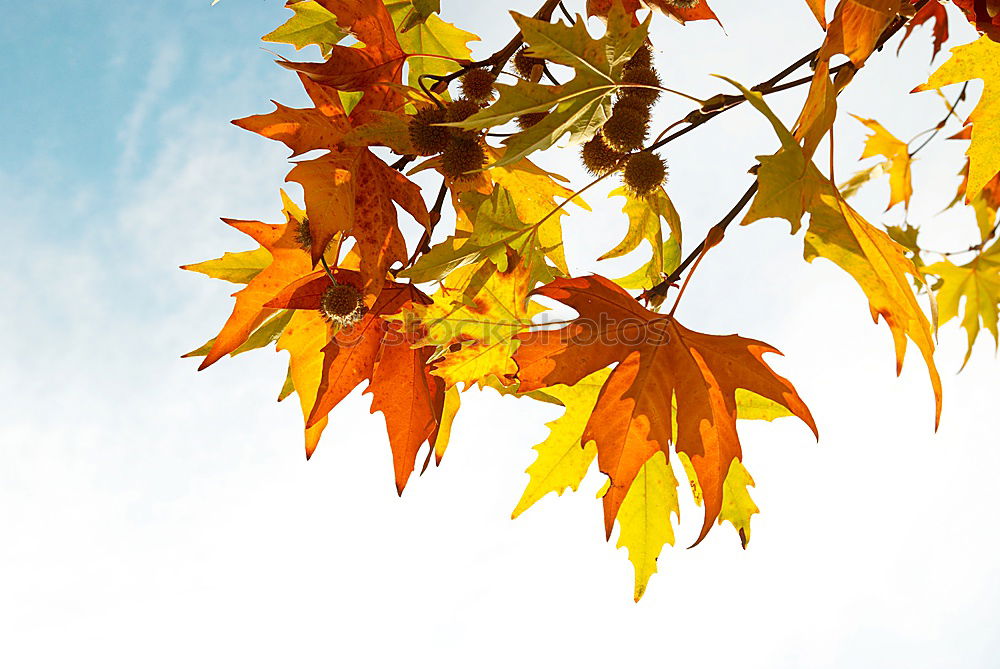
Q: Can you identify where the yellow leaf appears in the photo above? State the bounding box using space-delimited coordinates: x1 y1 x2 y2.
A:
718 459 759 549
924 240 1000 367
180 247 272 284
512 369 611 518
433 386 462 463
917 36 1000 201
729 77 942 427
850 115 913 210
615 451 680 602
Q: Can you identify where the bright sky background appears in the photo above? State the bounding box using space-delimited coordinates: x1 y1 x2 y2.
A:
4 1 1000 667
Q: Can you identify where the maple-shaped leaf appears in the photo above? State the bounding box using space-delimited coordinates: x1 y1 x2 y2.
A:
850 114 914 210
924 239 1000 367
586 0 721 26
267 269 445 490
385 0 479 91
953 0 1000 41
401 186 555 287
401 255 542 389
281 0 407 115
450 3 648 167
731 78 943 426
916 35 1000 201
185 192 314 370
897 0 949 60
512 275 817 542
263 1 346 57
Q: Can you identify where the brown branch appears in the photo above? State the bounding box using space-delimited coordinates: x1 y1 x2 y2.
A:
643 0 931 302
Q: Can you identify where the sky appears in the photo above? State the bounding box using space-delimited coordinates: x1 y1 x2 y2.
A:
3 1 999 667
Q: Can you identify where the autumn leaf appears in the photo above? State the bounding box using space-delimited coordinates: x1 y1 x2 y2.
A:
897 0 949 60
281 0 407 115
185 192 314 370
267 268 445 490
953 0 1000 41
924 239 1000 367
401 254 542 389
386 0 479 91
819 0 901 65
804 0 828 29
449 3 649 167
263 1 346 57
511 368 612 519
180 246 272 284
731 77 943 427
916 35 1000 202
850 114 914 210
600 186 682 292
513 275 817 542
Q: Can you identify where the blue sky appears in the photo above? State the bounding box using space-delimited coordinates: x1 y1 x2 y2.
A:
4 1 1000 667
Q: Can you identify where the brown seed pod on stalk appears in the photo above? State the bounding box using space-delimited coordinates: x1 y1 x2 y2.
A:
513 47 544 79
319 283 367 327
623 151 667 197
460 68 496 103
441 137 487 181
625 43 652 71
581 133 626 176
620 66 662 107
516 112 548 130
408 106 450 156
603 104 650 152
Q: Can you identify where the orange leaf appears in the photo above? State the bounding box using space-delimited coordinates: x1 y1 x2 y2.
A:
897 0 949 60
267 269 445 491
280 0 406 115
819 0 901 66
805 0 828 29
513 276 817 543
953 0 1000 42
188 203 313 370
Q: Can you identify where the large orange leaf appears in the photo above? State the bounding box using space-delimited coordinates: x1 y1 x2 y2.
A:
513 276 817 542
267 269 445 491
186 196 313 370
897 0 949 59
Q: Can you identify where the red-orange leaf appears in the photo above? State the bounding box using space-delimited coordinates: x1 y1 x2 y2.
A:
266 269 445 492
513 276 817 542
188 208 313 370
286 148 429 299
232 74 351 157
897 0 949 60
280 0 406 115
954 0 1000 42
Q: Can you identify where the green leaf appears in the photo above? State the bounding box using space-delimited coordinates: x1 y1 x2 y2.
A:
181 247 272 284
183 310 293 359
450 3 649 166
400 186 555 286
386 1 478 90
262 1 346 58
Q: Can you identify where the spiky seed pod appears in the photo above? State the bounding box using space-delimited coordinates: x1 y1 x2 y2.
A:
441 137 486 181
460 68 496 103
581 134 625 176
516 112 548 130
513 48 544 79
408 106 449 156
625 43 652 71
295 218 313 250
619 66 662 107
667 0 700 7
623 151 667 197
319 283 367 327
444 98 482 141
603 104 650 152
